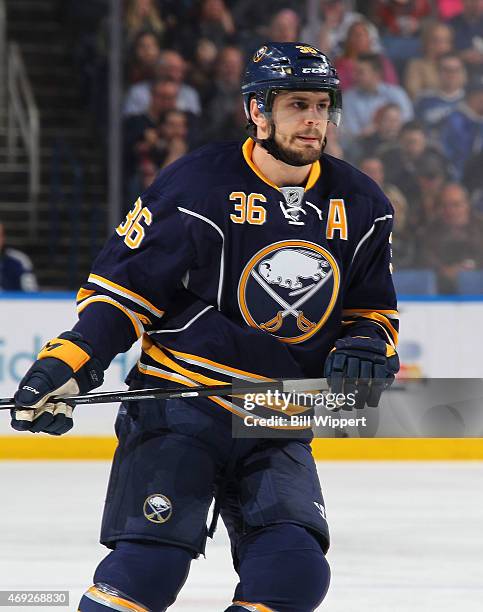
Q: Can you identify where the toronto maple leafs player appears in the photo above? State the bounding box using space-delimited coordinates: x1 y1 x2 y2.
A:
12 43 399 612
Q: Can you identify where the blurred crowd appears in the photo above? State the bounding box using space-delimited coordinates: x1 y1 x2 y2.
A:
56 0 483 295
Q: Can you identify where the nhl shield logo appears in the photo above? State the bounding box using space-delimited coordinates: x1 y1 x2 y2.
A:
143 494 173 524
238 240 340 344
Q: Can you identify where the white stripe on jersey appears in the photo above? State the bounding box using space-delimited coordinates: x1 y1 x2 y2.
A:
351 214 393 264
147 305 213 335
177 207 225 310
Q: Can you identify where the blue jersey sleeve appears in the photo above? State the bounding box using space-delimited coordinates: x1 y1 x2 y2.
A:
74 185 196 367
341 202 399 348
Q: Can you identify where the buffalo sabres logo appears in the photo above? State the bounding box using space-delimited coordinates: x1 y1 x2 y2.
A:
143 494 173 524
238 240 339 344
253 45 268 63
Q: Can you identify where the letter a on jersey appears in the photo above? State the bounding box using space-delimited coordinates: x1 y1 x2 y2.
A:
238 241 340 344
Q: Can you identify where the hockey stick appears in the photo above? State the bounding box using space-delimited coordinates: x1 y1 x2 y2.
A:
0 377 329 411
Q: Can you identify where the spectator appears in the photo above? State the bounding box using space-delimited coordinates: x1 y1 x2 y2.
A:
439 76 483 179
139 158 158 190
128 31 162 85
359 156 386 187
302 0 381 58
415 53 467 135
358 155 418 267
125 0 165 45
0 222 38 291
449 0 483 76
341 53 413 140
424 183 483 293
335 19 398 89
369 0 432 71
436 0 464 20
381 120 448 200
189 38 219 102
325 122 345 159
204 101 248 142
159 50 201 115
463 149 483 210
404 21 454 99
237 7 301 56
197 0 236 51
387 186 419 269
201 46 245 141
266 9 301 43
158 109 190 168
124 49 201 117
412 156 448 228
232 0 299 44
123 78 180 200
371 0 432 36
355 102 403 161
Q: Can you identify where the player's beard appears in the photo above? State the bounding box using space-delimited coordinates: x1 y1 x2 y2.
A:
269 126 326 166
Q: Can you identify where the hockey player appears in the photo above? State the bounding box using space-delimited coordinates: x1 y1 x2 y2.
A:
12 43 399 612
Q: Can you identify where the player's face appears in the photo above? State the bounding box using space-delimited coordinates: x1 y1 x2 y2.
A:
270 91 331 165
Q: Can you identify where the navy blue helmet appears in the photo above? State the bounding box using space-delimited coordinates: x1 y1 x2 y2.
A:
242 42 342 127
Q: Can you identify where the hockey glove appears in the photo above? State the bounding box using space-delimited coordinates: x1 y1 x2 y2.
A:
12 331 104 435
324 336 399 409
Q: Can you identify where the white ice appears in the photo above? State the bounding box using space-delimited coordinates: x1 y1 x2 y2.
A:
0 461 482 612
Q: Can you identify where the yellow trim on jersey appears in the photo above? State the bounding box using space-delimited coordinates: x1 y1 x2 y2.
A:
37 337 90 373
342 319 396 347
305 157 321 191
76 288 96 303
138 353 262 419
137 361 198 386
342 308 399 318
163 346 273 382
242 138 321 192
134 311 152 326
141 338 308 421
85 585 148 612
77 296 144 338
342 309 399 345
142 336 226 387
88 273 164 317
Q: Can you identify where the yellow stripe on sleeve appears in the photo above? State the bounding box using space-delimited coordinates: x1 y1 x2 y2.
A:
342 309 399 345
164 346 273 382
76 288 96 304
141 338 309 421
88 273 164 317
77 296 144 338
142 336 226 386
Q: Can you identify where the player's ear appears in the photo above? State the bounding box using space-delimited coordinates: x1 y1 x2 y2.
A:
250 98 269 137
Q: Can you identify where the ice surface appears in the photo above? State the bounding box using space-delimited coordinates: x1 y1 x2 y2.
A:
1 461 482 611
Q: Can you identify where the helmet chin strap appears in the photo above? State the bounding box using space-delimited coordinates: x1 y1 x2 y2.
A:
248 119 327 167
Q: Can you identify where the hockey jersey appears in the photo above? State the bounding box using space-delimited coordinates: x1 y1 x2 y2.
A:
74 138 398 420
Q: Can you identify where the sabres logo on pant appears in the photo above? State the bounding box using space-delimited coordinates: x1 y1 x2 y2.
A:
143 494 173 524
238 240 340 344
